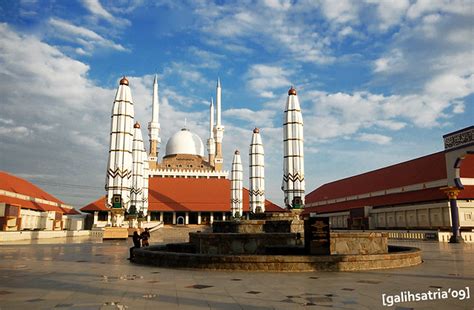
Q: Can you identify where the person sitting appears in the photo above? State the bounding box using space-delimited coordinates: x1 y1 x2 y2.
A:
141 228 150 247
129 231 141 261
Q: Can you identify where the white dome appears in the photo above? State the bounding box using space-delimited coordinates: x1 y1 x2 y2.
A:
165 128 205 157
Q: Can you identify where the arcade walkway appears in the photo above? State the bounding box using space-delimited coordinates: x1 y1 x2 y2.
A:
0 238 472 309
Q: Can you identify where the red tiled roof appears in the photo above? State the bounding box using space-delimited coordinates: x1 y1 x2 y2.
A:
81 196 108 212
0 171 80 214
303 188 446 214
81 177 284 213
306 152 447 203
304 151 474 215
0 171 63 204
304 186 474 215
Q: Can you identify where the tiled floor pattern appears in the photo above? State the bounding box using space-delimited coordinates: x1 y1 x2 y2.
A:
0 239 473 309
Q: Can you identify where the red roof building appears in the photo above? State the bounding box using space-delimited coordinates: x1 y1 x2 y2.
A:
0 171 80 231
304 149 474 231
82 177 283 225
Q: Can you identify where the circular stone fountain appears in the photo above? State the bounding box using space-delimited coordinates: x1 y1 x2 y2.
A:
131 212 422 272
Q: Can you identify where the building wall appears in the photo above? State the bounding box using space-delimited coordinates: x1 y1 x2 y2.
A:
158 154 212 171
319 200 474 230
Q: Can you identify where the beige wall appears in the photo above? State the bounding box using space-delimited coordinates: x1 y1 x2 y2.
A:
323 200 474 230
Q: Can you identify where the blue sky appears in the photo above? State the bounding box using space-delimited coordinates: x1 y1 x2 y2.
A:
0 0 472 207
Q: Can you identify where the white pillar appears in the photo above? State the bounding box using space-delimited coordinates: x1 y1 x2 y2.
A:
106 77 135 211
223 213 226 221
231 150 243 217
210 212 214 224
107 212 112 225
282 86 305 209
198 212 202 224
172 212 176 225
249 128 265 213
185 212 189 225
131 122 145 214
160 211 164 222
93 211 98 225
147 213 151 222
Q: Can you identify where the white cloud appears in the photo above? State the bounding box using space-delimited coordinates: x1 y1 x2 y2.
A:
263 0 291 10
319 0 359 25
246 64 290 98
163 62 207 87
48 18 127 54
223 108 277 128
195 2 335 64
80 0 131 26
188 47 225 69
371 0 410 31
373 49 404 73
0 126 30 138
406 0 473 20
357 133 392 145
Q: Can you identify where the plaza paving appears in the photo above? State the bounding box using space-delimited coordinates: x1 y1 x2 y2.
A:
0 237 473 309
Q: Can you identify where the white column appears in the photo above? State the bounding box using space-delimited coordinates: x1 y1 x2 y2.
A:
148 74 161 161
130 122 145 214
222 213 226 221
107 212 112 225
231 150 243 217
106 77 135 211
282 86 305 209
185 212 189 225
93 211 98 225
147 213 151 222
249 128 265 213
160 212 164 222
172 212 176 225
198 212 202 224
210 212 214 224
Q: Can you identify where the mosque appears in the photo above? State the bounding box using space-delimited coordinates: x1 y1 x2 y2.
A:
81 76 288 227
1 71 472 244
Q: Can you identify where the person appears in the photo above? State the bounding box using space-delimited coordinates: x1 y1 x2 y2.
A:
129 231 141 261
141 228 150 247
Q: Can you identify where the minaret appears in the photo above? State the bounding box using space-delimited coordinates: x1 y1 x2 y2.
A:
148 74 161 167
207 98 216 168
105 77 135 215
213 78 225 171
142 154 149 217
230 150 243 218
130 122 145 215
282 86 305 209
249 128 265 213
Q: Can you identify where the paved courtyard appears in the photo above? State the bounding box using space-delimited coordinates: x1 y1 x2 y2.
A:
0 237 473 309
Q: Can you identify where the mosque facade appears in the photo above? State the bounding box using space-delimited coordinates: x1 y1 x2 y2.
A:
81 76 283 227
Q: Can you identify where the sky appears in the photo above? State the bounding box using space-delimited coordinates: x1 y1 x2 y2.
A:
0 0 472 208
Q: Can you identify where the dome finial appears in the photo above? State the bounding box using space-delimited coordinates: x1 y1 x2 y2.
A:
120 76 129 86
134 121 140 129
234 150 240 155
253 127 260 133
288 86 296 96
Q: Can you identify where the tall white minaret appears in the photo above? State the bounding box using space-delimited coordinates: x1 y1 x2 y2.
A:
148 74 161 166
142 153 149 217
231 150 243 218
282 86 305 209
130 122 145 215
249 128 265 213
105 77 135 214
213 78 225 171
207 97 216 167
